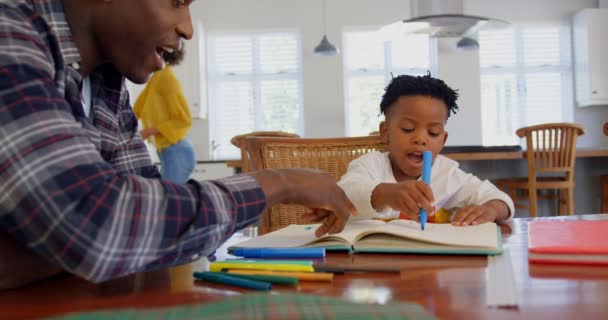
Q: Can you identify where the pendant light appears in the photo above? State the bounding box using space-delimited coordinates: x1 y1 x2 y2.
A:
313 0 339 56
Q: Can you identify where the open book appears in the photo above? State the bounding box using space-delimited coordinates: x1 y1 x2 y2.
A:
232 219 502 255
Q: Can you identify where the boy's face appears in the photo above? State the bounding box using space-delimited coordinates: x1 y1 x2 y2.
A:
380 95 448 180
96 0 193 84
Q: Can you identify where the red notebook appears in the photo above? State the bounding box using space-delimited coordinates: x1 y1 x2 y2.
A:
528 220 608 265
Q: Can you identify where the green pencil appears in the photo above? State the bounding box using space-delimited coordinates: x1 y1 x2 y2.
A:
217 272 299 285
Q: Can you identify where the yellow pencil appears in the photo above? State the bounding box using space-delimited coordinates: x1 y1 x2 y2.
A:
209 262 314 273
226 269 334 282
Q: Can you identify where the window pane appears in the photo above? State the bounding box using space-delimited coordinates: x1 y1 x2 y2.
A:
479 29 516 68
480 74 519 145
208 32 302 160
259 33 299 74
213 82 254 159
479 25 571 146
213 35 253 75
346 76 385 136
260 80 300 132
523 27 561 67
391 34 430 69
524 72 562 125
344 31 384 71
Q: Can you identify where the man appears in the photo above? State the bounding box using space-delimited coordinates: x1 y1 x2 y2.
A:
0 0 355 289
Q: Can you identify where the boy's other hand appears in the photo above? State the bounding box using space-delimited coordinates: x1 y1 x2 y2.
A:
452 205 496 226
250 169 357 237
372 181 435 221
451 200 509 226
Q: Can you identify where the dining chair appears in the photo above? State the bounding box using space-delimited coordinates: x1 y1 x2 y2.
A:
245 135 388 234
496 123 585 217
230 131 299 173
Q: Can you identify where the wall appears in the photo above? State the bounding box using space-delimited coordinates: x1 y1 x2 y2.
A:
461 0 608 214
437 39 483 145
126 0 607 213
465 0 608 148
184 0 412 160
141 0 606 160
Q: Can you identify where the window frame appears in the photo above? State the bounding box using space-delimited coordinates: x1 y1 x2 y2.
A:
479 22 573 146
206 30 304 160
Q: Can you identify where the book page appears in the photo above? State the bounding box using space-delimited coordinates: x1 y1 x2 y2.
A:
355 234 492 252
232 224 329 248
356 219 499 249
232 220 386 249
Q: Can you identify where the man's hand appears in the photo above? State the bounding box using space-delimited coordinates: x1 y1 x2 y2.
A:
371 181 435 221
249 169 357 237
139 127 159 140
451 200 509 226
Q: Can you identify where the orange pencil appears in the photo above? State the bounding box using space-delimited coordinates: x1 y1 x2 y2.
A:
226 269 334 282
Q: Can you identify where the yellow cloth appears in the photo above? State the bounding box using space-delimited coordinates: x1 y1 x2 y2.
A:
133 66 192 152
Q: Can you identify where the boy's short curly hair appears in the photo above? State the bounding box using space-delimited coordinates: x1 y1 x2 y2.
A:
379 73 459 119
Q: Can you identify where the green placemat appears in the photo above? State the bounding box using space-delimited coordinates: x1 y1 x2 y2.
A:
47 292 436 320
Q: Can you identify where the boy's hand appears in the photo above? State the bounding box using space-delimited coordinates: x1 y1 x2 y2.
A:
371 181 435 221
451 200 509 226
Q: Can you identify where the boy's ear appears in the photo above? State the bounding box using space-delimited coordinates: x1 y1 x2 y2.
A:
379 121 389 144
442 131 448 146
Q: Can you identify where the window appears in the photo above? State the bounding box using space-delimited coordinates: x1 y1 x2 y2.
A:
343 30 435 136
479 25 573 146
207 32 303 159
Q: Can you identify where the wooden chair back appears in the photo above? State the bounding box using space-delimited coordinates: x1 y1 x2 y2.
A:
517 123 584 180
245 135 388 233
230 131 299 172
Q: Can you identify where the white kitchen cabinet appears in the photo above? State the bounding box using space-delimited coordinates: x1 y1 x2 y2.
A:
190 162 235 181
573 9 608 107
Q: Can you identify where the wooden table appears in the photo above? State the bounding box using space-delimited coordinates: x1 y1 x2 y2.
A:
442 146 608 161
1 214 608 319
225 147 608 170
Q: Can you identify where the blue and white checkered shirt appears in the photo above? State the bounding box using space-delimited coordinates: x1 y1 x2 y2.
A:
0 0 265 282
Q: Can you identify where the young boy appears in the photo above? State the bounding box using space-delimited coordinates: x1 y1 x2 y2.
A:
338 74 514 226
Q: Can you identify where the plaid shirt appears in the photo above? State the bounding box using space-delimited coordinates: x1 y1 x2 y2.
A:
0 0 265 282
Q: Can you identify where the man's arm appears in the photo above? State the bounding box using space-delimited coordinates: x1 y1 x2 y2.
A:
0 232 63 290
0 5 355 286
0 12 265 283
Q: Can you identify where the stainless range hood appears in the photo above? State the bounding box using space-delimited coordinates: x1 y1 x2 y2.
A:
381 0 510 50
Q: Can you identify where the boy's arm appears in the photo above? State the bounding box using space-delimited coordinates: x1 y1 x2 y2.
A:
441 168 515 221
337 156 386 219
371 181 435 221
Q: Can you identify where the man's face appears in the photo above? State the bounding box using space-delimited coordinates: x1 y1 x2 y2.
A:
380 95 448 181
96 0 193 84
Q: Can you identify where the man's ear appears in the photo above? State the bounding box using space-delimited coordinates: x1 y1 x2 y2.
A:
379 121 389 144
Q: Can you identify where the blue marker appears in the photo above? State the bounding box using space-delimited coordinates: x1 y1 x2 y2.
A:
420 150 432 231
231 247 326 259
193 271 271 291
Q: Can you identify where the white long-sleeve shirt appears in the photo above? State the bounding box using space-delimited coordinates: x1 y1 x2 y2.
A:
338 152 514 220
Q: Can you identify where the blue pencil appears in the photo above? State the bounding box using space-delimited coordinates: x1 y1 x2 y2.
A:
420 150 432 231
231 247 325 258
